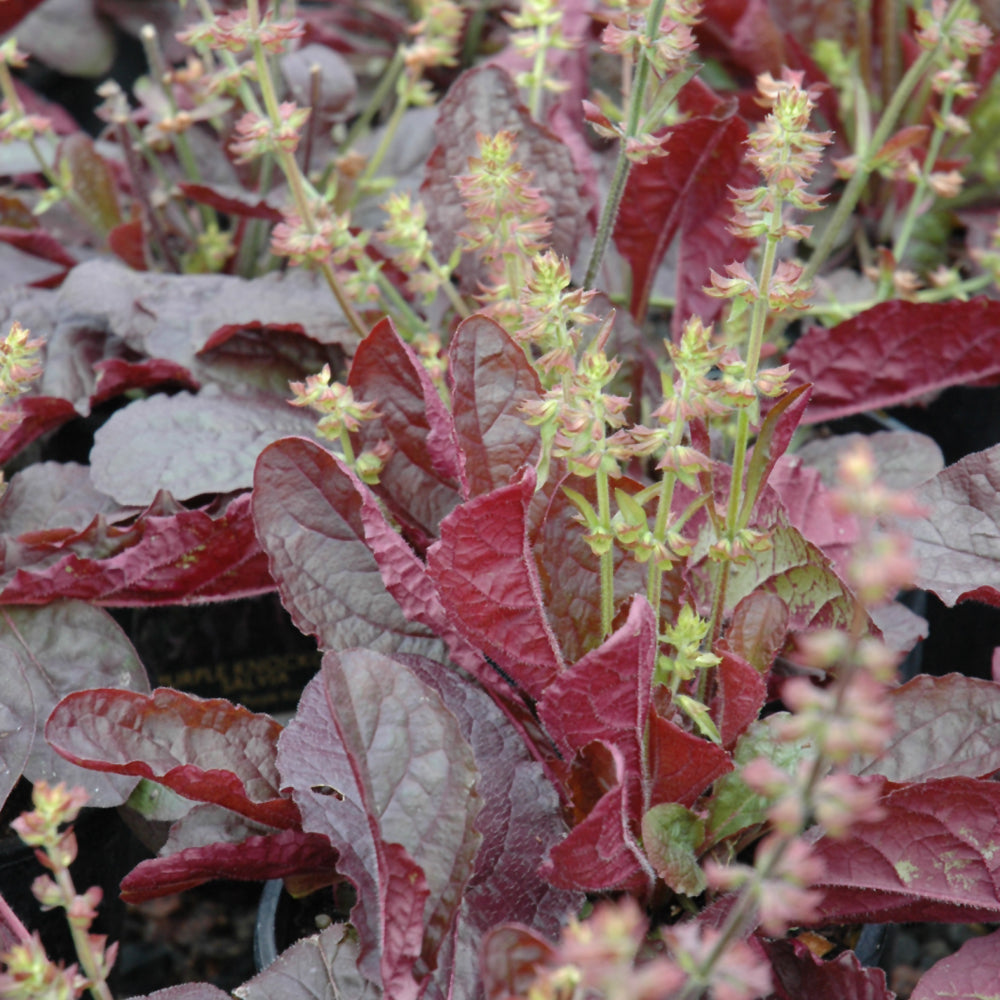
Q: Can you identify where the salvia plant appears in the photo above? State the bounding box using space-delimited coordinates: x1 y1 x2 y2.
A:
1 0 1000 997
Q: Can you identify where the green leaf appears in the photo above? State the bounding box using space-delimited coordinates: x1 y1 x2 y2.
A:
641 802 706 896
704 716 815 847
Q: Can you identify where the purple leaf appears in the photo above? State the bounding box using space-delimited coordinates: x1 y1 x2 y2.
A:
811 777 1000 923
126 987 231 1000
851 674 1000 782
613 112 756 330
907 444 1000 607
421 66 590 287
119 830 339 903
278 651 482 995
235 923 381 1000
1 602 146 806
427 469 564 700
786 298 1000 422
349 318 462 543
0 648 34 812
90 391 318 506
910 927 1000 1000
253 436 446 658
764 937 894 1000
480 925 556 1000
46 687 298 828
447 314 543 499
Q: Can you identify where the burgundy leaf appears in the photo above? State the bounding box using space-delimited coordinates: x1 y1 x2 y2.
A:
811 777 1000 923
177 182 285 222
0 0 47 33
851 674 1000 782
910 927 1000 1000
531 472 658 664
126 987 231 1000
427 468 565 700
447 314 543 499
646 711 733 808
0 395 76 466
710 650 768 750
766 456 860 579
119 830 339 903
107 217 147 271
786 299 1000 423
764 937 894 1000
613 112 756 330
0 492 273 606
0 226 77 268
253 437 445 657
1 602 146 807
58 134 122 234
46 687 297 829
722 591 789 674
278 652 482 995
540 748 651 894
402 656 578 938
349 318 462 542
92 358 200 402
421 66 589 288
907 444 1000 607
538 597 656 784
480 925 556 1000
235 923 381 1000
90 391 319 506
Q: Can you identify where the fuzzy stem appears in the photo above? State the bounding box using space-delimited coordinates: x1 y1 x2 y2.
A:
596 463 615 638
49 863 113 1000
802 0 971 286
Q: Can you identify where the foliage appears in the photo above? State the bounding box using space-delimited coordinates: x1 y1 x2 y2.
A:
0 0 1000 997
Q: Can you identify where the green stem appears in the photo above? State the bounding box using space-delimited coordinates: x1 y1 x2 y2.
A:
802 0 971 286
52 866 113 1000
582 0 670 289
352 75 413 205
596 464 615 638
527 25 551 119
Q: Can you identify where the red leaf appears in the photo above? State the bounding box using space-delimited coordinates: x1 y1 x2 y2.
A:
764 937 894 1000
119 830 339 903
427 469 564 700
787 299 1000 423
0 396 76 465
613 112 756 329
908 444 1000 607
646 711 732 808
910 927 1000 1000
0 226 77 268
278 652 482 995
46 687 298 829
851 674 1000 782
350 318 461 543
177 182 285 222
722 591 789 674
811 777 1000 923
253 436 445 657
481 925 557 1000
92 358 199 403
710 650 768 750
107 217 148 270
447 314 543 498
0 491 273 606
0 0 47 33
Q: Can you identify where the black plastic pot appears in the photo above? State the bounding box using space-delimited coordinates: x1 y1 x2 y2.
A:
254 879 352 970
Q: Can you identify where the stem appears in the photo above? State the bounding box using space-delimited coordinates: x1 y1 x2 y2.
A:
802 0 971 286
582 0 670 289
247 0 367 338
352 75 413 203
596 464 615 638
51 866 113 1000
527 25 551 119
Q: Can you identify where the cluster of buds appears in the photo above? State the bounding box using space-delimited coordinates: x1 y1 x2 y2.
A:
289 365 389 483
0 321 44 436
378 193 457 304
177 9 303 56
230 103 310 161
727 70 832 244
0 41 52 145
505 0 575 103
600 0 701 80
0 783 116 1000
403 0 463 78
654 606 719 685
455 130 553 316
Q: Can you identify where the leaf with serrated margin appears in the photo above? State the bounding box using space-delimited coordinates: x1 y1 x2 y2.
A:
1 602 146 807
46 687 297 828
481 925 556 1000
909 927 1000 1000
235 923 382 1000
127 986 232 1000
278 652 482 996
763 937 894 1000
428 468 564 700
253 436 446 660
119 830 339 903
851 674 1000 782
349 318 461 544
448 314 542 499
907 444 1000 607
811 777 1000 923
787 298 1000 423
